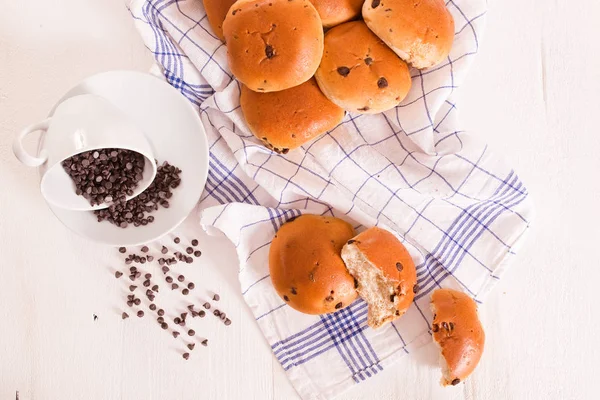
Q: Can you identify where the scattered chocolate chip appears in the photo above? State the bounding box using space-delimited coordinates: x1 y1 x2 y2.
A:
199 310 206 318
141 246 149 253
396 262 403 272
395 310 401 316
357 106 370 112
188 329 195 336
371 0 380 8
291 287 297 295
347 240 355 244
451 378 460 386
174 237 180 244
180 312 187 321
147 256 154 262
390 294 396 302
149 304 157 311
122 312 129 319
186 256 193 264
145 273 152 279
161 323 168 330
152 285 159 292
213 294 220 301
214 310 221 317
115 271 123 278
158 309 165 316
183 352 190 360
449 322 455 330
191 239 198 246
187 282 195 290
201 339 208 347
220 313 226 321
182 289 189 295
413 284 419 294
186 247 193 255
265 44 275 59
137 310 144 318
134 298 141 306
162 266 169 273
126 301 133 307
129 275 135 281
203 302 211 309
224 318 231 326
143 280 150 287
187 343 195 350
171 283 179 290
129 285 137 292
174 317 181 324
377 77 388 89
172 331 180 338
177 275 185 282
337 66 350 77
283 295 289 302
187 305 195 311
335 302 343 309
354 278 359 289
194 250 201 257
161 246 168 254
119 247 127 253
166 276 173 283
364 57 373 65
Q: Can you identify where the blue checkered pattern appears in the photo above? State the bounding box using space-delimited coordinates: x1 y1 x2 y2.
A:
128 0 534 398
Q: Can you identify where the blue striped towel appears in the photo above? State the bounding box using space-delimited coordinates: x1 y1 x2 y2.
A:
128 0 534 398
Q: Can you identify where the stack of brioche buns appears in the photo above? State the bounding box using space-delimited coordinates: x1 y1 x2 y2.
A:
268 214 484 385
203 0 455 153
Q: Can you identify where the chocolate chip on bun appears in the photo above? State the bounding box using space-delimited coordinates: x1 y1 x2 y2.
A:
269 215 358 314
223 0 324 92
430 289 485 386
341 227 417 329
315 21 412 114
363 0 455 69
240 78 345 154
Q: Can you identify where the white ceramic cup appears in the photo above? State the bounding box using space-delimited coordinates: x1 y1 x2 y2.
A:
13 94 157 211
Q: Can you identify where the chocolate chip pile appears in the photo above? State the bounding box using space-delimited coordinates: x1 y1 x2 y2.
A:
115 237 232 360
95 161 182 228
62 148 145 206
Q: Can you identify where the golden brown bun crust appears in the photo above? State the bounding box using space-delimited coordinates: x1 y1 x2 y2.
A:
223 0 324 92
203 0 237 41
309 0 363 28
431 289 485 385
363 0 455 69
351 227 417 313
240 78 345 153
269 215 358 314
315 21 412 114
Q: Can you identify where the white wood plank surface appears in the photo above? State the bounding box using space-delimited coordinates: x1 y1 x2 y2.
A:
1 0 598 399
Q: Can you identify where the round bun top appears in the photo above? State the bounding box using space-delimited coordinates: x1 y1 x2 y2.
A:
309 0 363 28
223 0 324 92
269 214 358 314
315 21 412 114
203 0 237 41
363 0 455 69
430 289 485 385
240 78 345 154
350 227 416 286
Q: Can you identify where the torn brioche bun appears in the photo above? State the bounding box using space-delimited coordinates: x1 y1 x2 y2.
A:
315 20 412 114
430 289 485 386
341 227 417 329
363 0 455 69
269 215 358 314
309 0 363 28
203 0 237 41
240 78 345 154
222 0 324 92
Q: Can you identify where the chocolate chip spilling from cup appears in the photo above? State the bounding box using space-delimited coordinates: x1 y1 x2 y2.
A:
61 148 145 207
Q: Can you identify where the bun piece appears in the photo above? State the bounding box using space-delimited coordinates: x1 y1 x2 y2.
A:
223 0 324 92
309 0 363 28
315 21 411 114
430 289 485 386
240 78 344 154
203 0 237 41
269 215 358 314
341 227 417 329
363 0 455 69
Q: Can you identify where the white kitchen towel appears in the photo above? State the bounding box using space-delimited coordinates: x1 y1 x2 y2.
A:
128 0 535 398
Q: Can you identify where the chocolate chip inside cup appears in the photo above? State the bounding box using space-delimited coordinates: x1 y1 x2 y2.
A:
94 161 182 228
61 148 146 207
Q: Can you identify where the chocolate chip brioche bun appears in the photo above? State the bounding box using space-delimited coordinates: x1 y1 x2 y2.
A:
341 227 417 329
223 0 324 92
363 0 455 69
315 21 412 114
430 289 485 386
269 215 358 314
309 0 363 28
203 0 237 41
240 78 344 154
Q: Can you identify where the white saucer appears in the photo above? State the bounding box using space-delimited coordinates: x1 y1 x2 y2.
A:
38 71 209 246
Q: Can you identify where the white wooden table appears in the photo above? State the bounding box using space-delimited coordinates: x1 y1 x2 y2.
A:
1 0 598 399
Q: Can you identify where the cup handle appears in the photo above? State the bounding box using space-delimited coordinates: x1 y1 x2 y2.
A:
13 119 51 167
